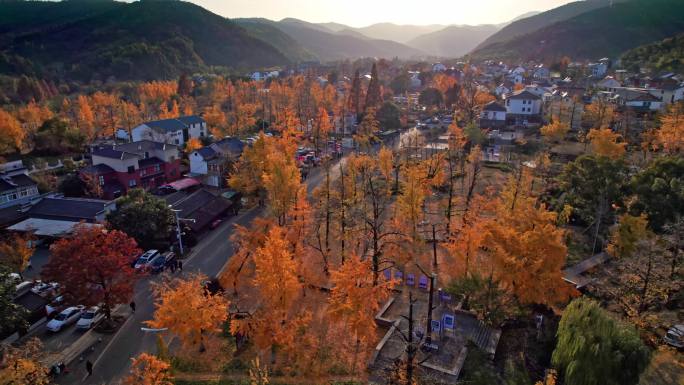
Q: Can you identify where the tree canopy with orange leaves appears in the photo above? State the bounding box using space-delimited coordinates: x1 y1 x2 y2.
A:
587 127 626 159
540 121 570 143
123 353 173 385
328 256 393 372
0 109 24 155
148 274 228 349
230 226 310 357
484 170 576 307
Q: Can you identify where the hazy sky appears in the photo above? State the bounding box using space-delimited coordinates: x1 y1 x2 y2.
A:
186 0 575 27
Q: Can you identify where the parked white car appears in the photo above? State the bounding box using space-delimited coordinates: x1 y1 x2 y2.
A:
31 281 59 296
76 306 103 330
134 250 160 270
46 306 84 332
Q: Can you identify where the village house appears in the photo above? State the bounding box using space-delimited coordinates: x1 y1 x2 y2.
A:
504 89 542 126
83 140 181 199
7 195 115 240
495 81 514 97
189 138 245 188
597 76 622 92
0 161 39 209
612 87 664 112
533 65 550 80
432 63 447 72
479 101 507 129
588 59 610 78
131 116 207 146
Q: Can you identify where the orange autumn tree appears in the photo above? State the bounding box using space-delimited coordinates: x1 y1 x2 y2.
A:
263 137 302 225
397 163 427 240
229 133 270 199
230 226 310 361
378 146 394 182
0 233 34 279
185 137 202 154
76 95 95 139
203 104 227 136
540 121 570 143
654 102 684 154
586 127 626 159
484 170 576 307
0 338 49 385
17 101 52 135
328 256 393 374
123 353 173 385
147 274 228 350
0 109 24 155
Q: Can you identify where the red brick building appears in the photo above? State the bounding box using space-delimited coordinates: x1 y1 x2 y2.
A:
83 141 181 199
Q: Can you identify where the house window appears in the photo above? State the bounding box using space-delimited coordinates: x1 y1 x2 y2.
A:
175 139 180 145
10 193 17 201
169 156 175 162
99 176 105 186
200 131 204 137
20 189 28 197
127 166 135 174
129 179 137 187
141 169 147 177
144 151 149 159
154 164 160 173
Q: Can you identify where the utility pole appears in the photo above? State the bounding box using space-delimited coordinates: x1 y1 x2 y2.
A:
170 207 196 256
416 263 436 345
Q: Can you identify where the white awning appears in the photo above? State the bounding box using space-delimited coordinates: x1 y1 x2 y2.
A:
8 218 101 238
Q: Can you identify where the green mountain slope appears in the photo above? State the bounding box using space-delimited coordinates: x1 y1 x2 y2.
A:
0 0 291 81
476 0 621 49
235 18 318 62
408 24 500 58
470 0 684 63
622 33 684 74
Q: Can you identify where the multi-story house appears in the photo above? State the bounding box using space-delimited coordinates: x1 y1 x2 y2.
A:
83 140 181 199
0 161 39 209
504 90 543 126
189 138 245 187
479 101 507 129
131 115 207 146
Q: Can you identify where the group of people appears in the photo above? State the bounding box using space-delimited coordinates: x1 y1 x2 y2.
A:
164 258 183 273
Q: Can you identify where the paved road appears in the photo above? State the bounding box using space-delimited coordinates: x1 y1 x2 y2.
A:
76 207 261 385
77 154 349 385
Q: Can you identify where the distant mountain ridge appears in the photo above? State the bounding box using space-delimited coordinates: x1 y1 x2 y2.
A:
407 24 500 58
0 0 294 81
236 18 425 61
470 0 684 63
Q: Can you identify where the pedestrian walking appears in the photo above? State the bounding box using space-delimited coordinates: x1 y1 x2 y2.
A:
85 360 93 377
129 301 136 313
177 260 183 271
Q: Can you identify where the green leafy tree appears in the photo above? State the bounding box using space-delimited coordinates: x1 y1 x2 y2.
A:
364 62 381 111
0 266 28 336
389 73 410 95
552 298 650 385
375 101 401 130
418 87 443 107
630 156 684 231
559 155 628 252
446 273 513 326
106 189 175 250
33 118 86 156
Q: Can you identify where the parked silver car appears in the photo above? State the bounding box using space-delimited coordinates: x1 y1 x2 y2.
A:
664 324 684 349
